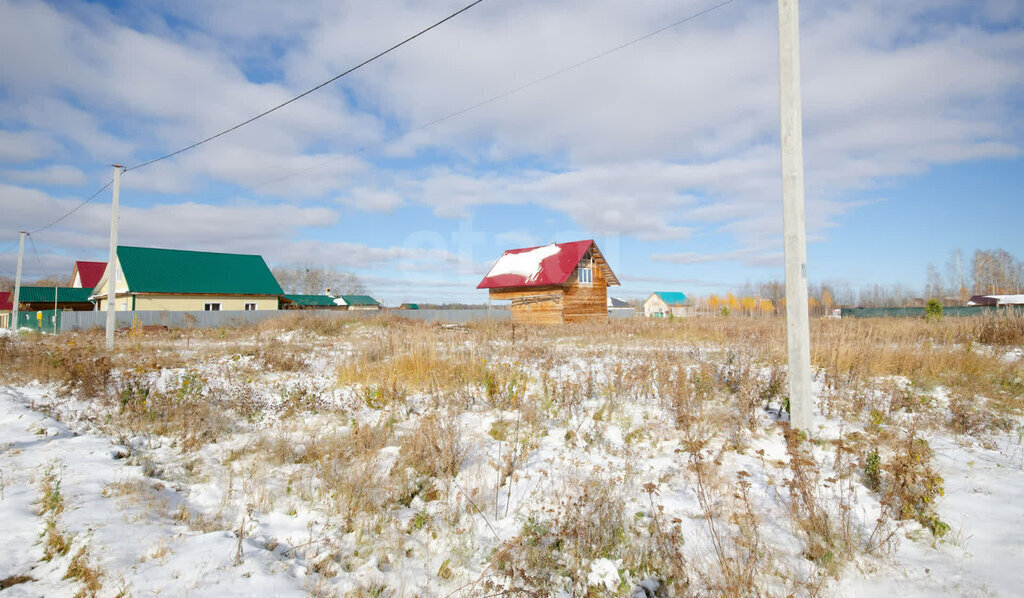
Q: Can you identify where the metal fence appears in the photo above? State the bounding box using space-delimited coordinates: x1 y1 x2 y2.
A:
58 309 515 332
55 307 639 332
840 305 1023 318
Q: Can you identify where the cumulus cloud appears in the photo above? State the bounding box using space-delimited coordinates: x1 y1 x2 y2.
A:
3 165 87 186
1 0 1022 298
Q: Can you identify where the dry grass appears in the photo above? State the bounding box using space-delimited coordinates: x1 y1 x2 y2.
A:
3 311 1022 595
64 544 103 598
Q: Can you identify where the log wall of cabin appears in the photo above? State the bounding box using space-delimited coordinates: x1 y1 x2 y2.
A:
562 256 609 323
489 286 565 324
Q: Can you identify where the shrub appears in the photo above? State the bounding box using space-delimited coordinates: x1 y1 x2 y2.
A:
925 299 943 322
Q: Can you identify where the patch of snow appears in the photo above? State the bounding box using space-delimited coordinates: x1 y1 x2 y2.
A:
586 558 621 591
487 244 561 282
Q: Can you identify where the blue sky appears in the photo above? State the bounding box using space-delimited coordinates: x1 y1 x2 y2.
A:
1 0 1022 304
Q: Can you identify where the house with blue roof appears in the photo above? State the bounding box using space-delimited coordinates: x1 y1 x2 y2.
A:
644 292 691 318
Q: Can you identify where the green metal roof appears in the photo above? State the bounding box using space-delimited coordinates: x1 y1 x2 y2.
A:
17 287 95 303
653 292 688 306
117 246 283 295
284 294 339 306
340 295 380 306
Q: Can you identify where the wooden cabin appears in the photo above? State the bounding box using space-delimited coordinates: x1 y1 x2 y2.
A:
477 240 620 324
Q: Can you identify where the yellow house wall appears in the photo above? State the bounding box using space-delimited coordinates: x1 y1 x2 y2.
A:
96 295 279 311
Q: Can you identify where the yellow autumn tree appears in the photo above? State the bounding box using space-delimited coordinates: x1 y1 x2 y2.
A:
741 296 756 316
726 292 741 315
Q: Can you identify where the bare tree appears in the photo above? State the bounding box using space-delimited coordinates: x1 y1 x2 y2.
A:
925 263 943 300
31 275 71 287
272 265 368 295
971 249 1020 295
946 248 967 303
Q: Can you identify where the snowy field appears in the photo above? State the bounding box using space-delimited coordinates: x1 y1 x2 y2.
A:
1 314 1023 597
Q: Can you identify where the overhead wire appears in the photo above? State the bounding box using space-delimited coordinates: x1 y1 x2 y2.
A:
9 0 488 244
29 179 113 235
195 0 739 202
7 0 736 247
123 0 489 173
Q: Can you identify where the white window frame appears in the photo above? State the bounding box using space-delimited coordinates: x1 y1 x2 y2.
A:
244 303 258 311
578 265 593 284
204 302 222 311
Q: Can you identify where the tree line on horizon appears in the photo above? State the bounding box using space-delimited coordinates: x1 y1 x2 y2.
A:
688 248 1021 315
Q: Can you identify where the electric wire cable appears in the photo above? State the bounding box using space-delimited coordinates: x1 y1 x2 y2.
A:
123 0 489 174
28 179 113 235
185 0 740 203
6 0 734 247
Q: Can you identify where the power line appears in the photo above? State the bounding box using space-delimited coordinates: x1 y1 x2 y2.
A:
197 0 739 201
124 0 489 174
26 233 41 264
6 0 736 249
29 179 114 235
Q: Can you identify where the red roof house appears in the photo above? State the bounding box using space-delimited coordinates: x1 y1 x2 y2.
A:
478 239 620 324
71 261 107 289
0 291 12 329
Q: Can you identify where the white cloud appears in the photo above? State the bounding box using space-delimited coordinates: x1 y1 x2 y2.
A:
1 0 1021 289
3 165 87 186
0 130 59 162
338 187 404 213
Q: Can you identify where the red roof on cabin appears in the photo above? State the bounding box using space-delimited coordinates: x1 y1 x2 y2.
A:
73 261 107 288
477 240 596 289
0 292 12 311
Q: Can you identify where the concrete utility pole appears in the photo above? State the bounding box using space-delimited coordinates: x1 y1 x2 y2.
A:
105 165 123 350
777 0 813 433
11 231 26 332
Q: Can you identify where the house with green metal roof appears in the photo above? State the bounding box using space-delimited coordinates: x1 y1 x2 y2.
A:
90 246 283 312
281 293 381 310
335 295 381 310
282 294 346 310
644 292 691 318
15 287 96 312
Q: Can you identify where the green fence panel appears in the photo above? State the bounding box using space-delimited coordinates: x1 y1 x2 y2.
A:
14 310 62 332
840 305 1022 318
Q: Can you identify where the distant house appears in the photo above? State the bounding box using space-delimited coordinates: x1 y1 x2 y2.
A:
644 292 691 318
967 294 1024 306
607 296 634 312
71 261 106 288
335 295 382 311
281 294 381 310
15 287 95 312
90 246 282 311
0 292 12 328
281 294 346 310
400 303 419 310
477 239 620 324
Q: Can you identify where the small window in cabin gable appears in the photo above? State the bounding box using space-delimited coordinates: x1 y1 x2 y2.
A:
577 249 594 284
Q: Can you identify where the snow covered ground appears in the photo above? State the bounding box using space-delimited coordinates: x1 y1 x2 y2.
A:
1 321 1022 596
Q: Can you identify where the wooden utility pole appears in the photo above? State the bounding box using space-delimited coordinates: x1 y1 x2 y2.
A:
777 0 812 433
105 165 123 350
11 231 26 331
